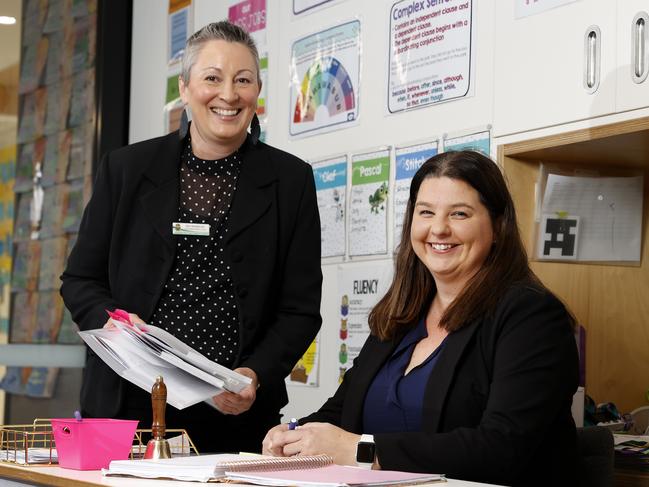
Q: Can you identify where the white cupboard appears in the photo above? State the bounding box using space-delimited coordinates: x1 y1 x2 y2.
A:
617 1 649 113
494 1 648 137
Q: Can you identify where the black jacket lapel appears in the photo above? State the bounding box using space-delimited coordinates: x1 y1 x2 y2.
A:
227 141 277 242
139 132 183 252
423 320 480 432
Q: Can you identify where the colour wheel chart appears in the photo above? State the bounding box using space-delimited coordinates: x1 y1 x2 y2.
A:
289 20 361 137
293 57 355 124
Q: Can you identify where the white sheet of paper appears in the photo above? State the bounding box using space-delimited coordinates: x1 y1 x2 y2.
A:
538 174 643 261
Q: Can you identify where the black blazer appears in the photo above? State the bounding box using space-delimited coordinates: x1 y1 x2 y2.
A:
302 284 578 487
61 131 322 418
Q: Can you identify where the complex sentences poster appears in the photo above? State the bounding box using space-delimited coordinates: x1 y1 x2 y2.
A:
443 129 490 156
289 20 361 137
388 0 473 113
393 140 438 251
349 148 390 257
336 263 392 382
312 156 347 258
229 0 268 120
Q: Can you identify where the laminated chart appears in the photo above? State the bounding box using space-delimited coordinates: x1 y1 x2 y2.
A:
289 21 360 137
312 156 347 258
349 149 390 257
388 0 473 113
443 129 490 156
393 140 438 251
293 58 355 125
336 263 392 382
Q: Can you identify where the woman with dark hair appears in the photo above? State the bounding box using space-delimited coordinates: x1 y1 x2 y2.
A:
61 21 322 453
263 151 578 486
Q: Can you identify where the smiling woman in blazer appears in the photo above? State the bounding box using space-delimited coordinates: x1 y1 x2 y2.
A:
61 21 322 453
263 151 578 486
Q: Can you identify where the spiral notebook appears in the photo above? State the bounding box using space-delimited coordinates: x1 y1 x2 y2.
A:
105 453 445 485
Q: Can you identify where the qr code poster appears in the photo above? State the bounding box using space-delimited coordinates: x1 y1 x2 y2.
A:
537 214 580 260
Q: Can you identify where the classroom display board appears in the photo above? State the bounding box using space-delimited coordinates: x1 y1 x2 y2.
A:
0 0 96 399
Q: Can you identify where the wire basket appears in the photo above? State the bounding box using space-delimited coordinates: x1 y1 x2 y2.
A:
0 419 198 466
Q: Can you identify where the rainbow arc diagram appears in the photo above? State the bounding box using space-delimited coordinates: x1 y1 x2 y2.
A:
293 57 356 124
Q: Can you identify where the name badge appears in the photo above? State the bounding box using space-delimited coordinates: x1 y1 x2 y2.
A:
172 222 210 236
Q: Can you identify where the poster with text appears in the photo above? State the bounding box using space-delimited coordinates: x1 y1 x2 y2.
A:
393 140 438 251
388 0 473 113
229 0 268 120
336 262 392 382
312 156 347 258
349 149 390 257
289 20 361 137
229 0 266 48
443 130 490 156
287 334 320 387
168 0 192 64
515 0 579 19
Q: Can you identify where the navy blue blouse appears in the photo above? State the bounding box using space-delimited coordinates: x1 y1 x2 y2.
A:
362 318 446 433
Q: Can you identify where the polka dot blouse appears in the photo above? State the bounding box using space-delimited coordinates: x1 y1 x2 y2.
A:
149 138 242 366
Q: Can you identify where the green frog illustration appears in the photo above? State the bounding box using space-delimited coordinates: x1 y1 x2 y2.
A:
369 182 388 214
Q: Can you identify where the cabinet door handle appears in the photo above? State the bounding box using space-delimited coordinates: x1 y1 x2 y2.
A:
632 12 649 83
583 26 601 94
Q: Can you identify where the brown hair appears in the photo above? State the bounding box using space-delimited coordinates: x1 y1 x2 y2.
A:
369 150 541 340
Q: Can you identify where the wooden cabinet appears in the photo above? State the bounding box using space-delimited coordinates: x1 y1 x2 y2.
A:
498 117 649 414
494 1 649 137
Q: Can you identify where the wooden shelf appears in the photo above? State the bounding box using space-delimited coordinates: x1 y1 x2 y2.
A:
498 117 649 413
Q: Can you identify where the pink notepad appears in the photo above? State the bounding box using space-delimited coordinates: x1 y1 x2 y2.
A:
225 463 444 486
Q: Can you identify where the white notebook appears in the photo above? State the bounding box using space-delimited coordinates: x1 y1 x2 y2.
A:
104 453 445 485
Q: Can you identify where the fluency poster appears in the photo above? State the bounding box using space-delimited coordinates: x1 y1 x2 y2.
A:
336 263 392 382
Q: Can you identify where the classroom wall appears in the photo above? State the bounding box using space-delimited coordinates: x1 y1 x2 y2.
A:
129 0 496 420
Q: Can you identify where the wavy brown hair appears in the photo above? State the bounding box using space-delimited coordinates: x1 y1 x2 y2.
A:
369 150 541 340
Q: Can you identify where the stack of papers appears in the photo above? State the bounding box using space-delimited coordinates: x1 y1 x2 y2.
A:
614 434 649 472
104 453 445 485
78 320 252 409
1 447 57 465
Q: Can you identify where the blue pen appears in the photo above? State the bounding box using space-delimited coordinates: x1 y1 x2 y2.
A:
73 410 82 422
288 418 298 430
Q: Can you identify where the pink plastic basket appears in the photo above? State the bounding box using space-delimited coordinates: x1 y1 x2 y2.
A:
50 418 138 470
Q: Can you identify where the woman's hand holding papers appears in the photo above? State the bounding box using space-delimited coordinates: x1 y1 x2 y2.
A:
103 312 145 329
211 367 258 415
262 422 360 466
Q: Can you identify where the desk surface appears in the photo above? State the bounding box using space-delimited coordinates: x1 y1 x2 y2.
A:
0 462 502 487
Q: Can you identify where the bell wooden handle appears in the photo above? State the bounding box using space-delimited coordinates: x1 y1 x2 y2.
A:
151 376 167 440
